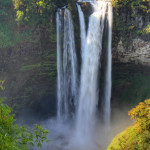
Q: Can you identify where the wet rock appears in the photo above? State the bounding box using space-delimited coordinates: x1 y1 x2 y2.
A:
113 38 150 66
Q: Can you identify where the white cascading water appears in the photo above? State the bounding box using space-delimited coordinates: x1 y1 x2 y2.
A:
103 2 113 125
57 8 78 120
76 1 108 139
54 1 113 149
76 4 86 58
56 9 63 120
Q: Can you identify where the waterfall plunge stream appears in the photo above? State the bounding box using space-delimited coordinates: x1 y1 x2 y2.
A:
57 8 78 120
103 2 113 125
54 1 113 150
76 2 108 140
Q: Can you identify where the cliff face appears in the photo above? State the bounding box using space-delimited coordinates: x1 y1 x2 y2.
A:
112 5 150 107
0 2 150 118
0 21 57 118
114 38 150 66
112 2 150 65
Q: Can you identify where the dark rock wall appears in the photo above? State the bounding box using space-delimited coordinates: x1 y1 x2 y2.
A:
0 2 150 118
0 25 57 118
112 5 150 107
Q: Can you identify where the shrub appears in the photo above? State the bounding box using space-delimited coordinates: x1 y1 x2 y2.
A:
108 99 150 150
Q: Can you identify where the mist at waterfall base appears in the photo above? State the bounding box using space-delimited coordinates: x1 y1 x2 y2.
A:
34 106 131 150
33 2 131 150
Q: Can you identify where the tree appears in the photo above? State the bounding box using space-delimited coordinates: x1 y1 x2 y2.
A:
12 0 76 25
0 81 49 150
112 0 150 12
108 99 150 150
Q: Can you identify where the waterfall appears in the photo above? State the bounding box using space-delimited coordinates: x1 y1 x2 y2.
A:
56 8 78 120
56 1 113 148
76 1 108 138
103 2 113 125
56 9 63 120
63 8 78 119
76 4 86 59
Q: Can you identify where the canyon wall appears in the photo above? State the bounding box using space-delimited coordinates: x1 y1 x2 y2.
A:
0 2 150 117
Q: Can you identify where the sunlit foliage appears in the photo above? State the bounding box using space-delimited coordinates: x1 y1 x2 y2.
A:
0 83 49 150
108 99 150 150
112 0 150 12
0 0 12 19
12 0 76 25
137 24 150 34
12 0 55 24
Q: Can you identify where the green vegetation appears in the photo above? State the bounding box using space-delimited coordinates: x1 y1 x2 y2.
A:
0 80 5 91
0 0 14 48
0 23 33 48
0 0 13 19
136 24 150 34
20 61 56 77
0 83 49 150
120 73 150 104
12 0 76 25
112 0 150 12
113 72 150 106
12 0 55 25
108 99 150 150
14 29 33 43
20 63 41 71
0 99 49 150
0 0 34 48
0 24 14 48
112 0 150 38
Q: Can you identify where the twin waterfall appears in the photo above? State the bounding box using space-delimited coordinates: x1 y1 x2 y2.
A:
56 8 78 120
56 0 113 143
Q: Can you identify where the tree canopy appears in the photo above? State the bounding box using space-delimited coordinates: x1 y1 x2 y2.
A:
108 99 150 150
112 0 150 12
12 0 76 25
0 82 49 150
